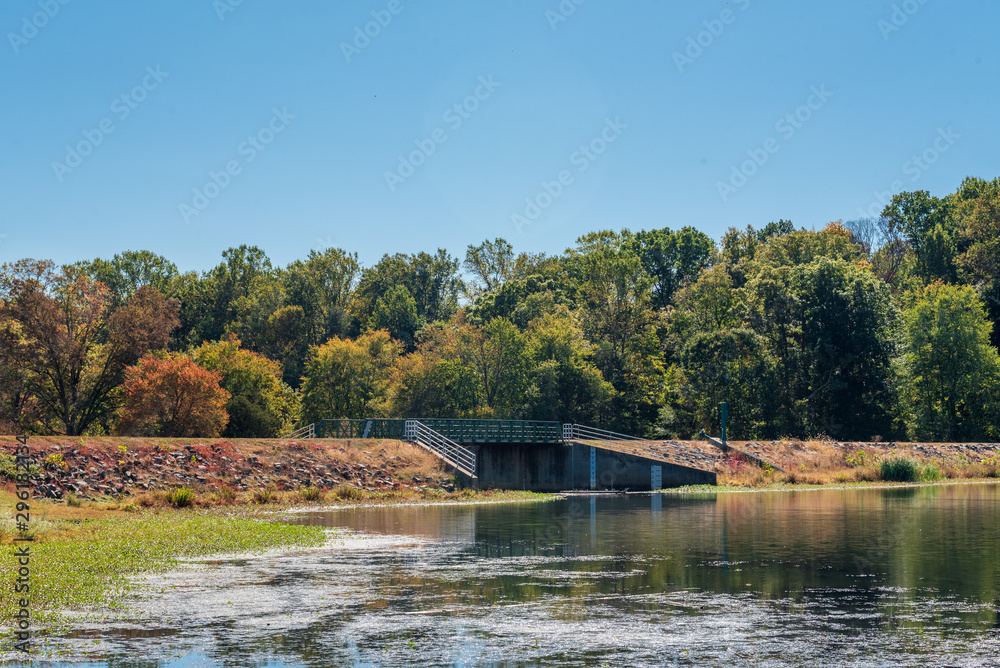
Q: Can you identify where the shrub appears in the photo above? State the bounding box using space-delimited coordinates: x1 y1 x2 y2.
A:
298 486 324 503
332 483 365 501
879 458 919 482
920 463 942 481
0 454 39 479
66 494 82 508
252 487 275 504
166 487 194 508
214 488 238 505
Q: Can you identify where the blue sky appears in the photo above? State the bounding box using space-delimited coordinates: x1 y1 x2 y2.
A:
1 0 997 272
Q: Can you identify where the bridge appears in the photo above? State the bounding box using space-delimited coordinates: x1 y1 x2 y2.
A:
285 418 722 491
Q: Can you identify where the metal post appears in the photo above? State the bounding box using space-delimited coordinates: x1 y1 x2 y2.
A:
590 446 596 490
720 401 728 445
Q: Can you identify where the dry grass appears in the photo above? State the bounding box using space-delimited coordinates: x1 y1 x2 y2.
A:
717 440 1000 488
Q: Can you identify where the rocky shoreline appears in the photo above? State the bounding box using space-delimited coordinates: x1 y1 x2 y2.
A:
1 437 454 500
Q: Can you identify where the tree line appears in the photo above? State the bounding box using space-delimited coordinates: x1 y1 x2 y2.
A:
2 176 999 442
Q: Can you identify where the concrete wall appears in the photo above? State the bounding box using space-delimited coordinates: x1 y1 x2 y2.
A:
460 442 716 491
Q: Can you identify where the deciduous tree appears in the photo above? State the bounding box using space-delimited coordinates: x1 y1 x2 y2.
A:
898 283 1000 441
0 260 179 435
118 353 230 437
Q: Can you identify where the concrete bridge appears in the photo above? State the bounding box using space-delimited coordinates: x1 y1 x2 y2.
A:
287 418 720 491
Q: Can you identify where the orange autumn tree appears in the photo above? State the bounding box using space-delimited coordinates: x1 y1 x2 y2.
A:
117 353 231 437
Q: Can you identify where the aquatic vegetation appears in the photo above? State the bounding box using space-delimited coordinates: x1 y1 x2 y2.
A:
0 511 328 625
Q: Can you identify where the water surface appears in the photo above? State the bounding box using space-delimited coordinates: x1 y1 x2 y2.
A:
37 484 1000 666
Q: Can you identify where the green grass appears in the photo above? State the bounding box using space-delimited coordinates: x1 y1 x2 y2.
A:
0 511 328 627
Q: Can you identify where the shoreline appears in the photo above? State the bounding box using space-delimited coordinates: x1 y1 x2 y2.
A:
661 477 1000 495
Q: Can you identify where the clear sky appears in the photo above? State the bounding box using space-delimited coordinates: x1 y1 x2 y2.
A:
1 0 997 272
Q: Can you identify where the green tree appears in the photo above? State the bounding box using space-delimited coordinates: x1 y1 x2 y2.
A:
882 190 958 284
173 245 280 349
898 283 1000 441
568 232 666 433
370 284 422 348
954 176 1000 346
522 311 614 423
464 238 515 297
789 258 899 438
193 337 300 437
352 249 462 331
282 247 359 348
459 318 527 417
78 250 179 307
389 354 482 418
300 330 402 422
627 226 715 308
675 328 775 439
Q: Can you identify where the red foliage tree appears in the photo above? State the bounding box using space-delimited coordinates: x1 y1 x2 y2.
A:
117 353 230 437
0 259 179 434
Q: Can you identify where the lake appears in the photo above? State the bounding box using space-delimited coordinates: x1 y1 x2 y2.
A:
56 483 1000 666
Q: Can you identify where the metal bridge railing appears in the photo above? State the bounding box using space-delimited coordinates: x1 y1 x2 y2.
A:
563 424 719 471
405 419 477 478
416 419 561 444
283 423 316 439
317 419 406 439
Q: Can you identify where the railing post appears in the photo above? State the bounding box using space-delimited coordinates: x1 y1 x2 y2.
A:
562 423 574 442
